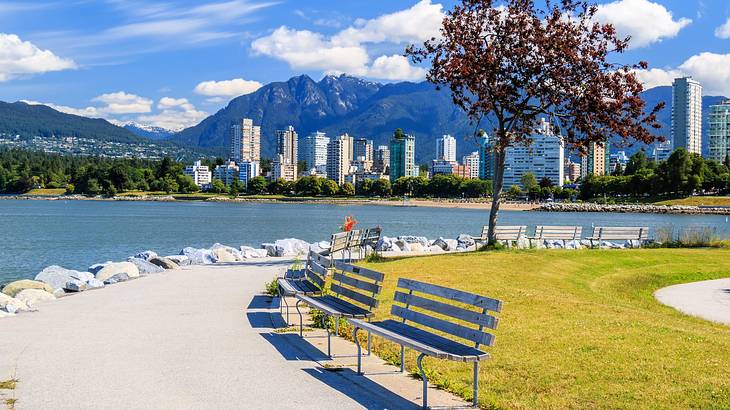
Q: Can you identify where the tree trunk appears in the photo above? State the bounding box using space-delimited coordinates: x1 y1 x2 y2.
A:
487 148 507 244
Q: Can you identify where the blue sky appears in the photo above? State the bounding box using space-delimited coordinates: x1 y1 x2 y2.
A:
1 0 729 130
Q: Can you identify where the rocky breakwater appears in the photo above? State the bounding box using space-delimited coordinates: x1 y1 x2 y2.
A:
537 202 730 215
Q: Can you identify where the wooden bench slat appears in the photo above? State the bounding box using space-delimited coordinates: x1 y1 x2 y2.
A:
334 261 385 282
333 272 381 294
297 294 372 318
349 318 446 358
331 283 379 308
398 278 502 312
392 305 495 347
394 291 498 330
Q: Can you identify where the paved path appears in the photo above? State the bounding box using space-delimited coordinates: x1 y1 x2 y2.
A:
655 278 730 325
0 260 465 409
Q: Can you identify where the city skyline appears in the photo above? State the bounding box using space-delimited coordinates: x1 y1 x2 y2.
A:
1 0 729 132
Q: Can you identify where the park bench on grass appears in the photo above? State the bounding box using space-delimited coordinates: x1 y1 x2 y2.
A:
295 261 385 357
361 227 382 257
587 226 649 248
346 229 364 261
529 225 582 248
480 225 527 248
320 231 349 265
277 250 330 326
349 278 503 409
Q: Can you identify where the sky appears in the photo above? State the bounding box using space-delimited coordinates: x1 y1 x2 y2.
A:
1 0 729 131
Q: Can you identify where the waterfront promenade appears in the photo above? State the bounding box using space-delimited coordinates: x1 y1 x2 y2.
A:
0 260 464 409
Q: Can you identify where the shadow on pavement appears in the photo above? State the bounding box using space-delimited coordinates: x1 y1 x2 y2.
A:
302 367 418 409
246 311 287 329
260 332 331 361
247 295 274 309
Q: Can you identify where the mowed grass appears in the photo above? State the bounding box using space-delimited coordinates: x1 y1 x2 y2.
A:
656 196 730 207
359 249 730 409
23 188 66 196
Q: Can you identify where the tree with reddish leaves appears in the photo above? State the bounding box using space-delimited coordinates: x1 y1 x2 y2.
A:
407 0 664 243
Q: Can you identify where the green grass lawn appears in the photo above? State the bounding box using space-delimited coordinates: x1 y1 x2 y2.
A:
23 188 66 196
357 249 730 409
656 196 730 207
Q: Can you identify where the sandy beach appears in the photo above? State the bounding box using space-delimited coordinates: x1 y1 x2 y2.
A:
0 259 464 409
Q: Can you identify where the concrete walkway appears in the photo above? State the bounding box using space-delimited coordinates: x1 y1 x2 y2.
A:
655 278 730 325
0 260 466 409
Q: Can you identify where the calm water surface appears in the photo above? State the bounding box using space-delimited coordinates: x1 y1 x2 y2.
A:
1 199 728 284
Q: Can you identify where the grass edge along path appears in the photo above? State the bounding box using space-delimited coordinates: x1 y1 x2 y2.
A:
347 249 730 409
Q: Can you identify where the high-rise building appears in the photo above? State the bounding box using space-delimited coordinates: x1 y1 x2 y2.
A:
353 138 374 161
652 140 673 162
462 151 480 179
436 134 457 162
708 99 730 163
564 159 581 182
274 126 298 181
503 118 564 188
183 160 212 188
300 131 330 172
238 161 260 187
374 145 390 174
609 151 629 174
213 161 240 185
581 141 609 178
230 118 261 163
478 136 494 181
327 134 354 185
672 77 703 155
389 130 417 182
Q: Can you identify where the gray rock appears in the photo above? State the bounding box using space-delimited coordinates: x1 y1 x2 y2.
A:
394 239 411 252
103 272 130 285
431 237 449 251
148 256 179 270
35 265 88 293
210 243 243 262
128 257 166 274
15 288 55 306
261 243 278 257
86 279 105 289
456 234 475 248
180 247 217 265
133 250 158 261
88 262 112 275
166 255 190 266
397 236 430 247
94 262 140 282
273 238 310 257
239 246 269 259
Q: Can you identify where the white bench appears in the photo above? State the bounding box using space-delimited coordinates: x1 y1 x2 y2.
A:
349 278 503 409
480 225 528 248
587 226 649 248
529 225 582 248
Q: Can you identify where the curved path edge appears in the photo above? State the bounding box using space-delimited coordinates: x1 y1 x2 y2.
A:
655 278 730 325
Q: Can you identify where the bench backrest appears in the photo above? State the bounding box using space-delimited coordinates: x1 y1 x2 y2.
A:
482 225 527 241
347 229 364 248
362 227 382 246
591 226 649 240
534 225 582 240
392 278 502 348
304 250 330 289
330 232 349 254
331 261 385 311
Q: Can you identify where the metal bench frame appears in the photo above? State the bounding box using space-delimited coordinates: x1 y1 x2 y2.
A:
349 278 502 409
361 227 382 258
322 231 349 265
295 261 385 357
528 225 582 248
277 250 330 326
346 229 364 261
480 225 527 248
587 226 649 249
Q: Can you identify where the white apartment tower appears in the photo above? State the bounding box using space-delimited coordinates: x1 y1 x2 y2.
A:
672 77 703 155
183 161 212 188
462 152 480 179
273 126 298 181
503 118 564 188
327 134 354 185
436 134 457 162
708 100 730 163
230 118 261 162
300 131 330 171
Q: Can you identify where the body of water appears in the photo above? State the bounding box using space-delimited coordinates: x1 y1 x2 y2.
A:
1 199 728 284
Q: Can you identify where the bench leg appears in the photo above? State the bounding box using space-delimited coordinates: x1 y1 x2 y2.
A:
473 362 479 408
400 345 405 373
353 327 362 375
417 353 428 409
279 287 290 327
367 331 371 356
326 314 332 357
295 300 303 337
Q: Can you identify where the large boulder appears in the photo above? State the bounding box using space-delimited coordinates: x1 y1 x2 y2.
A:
15 288 55 306
261 243 277 257
456 234 476 249
240 246 268 259
210 244 243 262
0 293 29 313
398 236 430 247
128 257 166 274
88 262 113 275
273 238 310 257
2 280 54 298
86 279 105 289
394 239 411 252
148 256 179 270
431 237 449 251
94 262 140 283
180 247 216 265
376 236 396 252
35 265 88 293
165 255 190 266
103 273 129 285
133 250 158 261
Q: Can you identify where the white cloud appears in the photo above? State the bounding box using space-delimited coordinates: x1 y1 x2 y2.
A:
715 18 730 39
634 53 730 96
331 0 444 46
0 33 76 82
138 97 208 131
251 1 441 81
368 55 426 81
21 100 102 118
194 78 263 97
633 68 683 89
595 0 691 48
92 92 153 114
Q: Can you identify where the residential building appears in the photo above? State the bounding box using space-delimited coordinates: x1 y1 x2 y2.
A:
238 161 260 187
327 134 354 185
300 131 329 172
652 140 673 162
389 131 417 182
430 160 458 176
183 160 212 188
609 150 629 174
564 160 581 182
451 165 471 179
503 118 564 188
213 161 240 185
708 99 730 162
374 145 390 174
274 126 298 181
581 141 609 178
478 135 494 181
436 134 457 162
353 138 374 166
672 77 703 155
230 118 261 162
462 151 480 179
